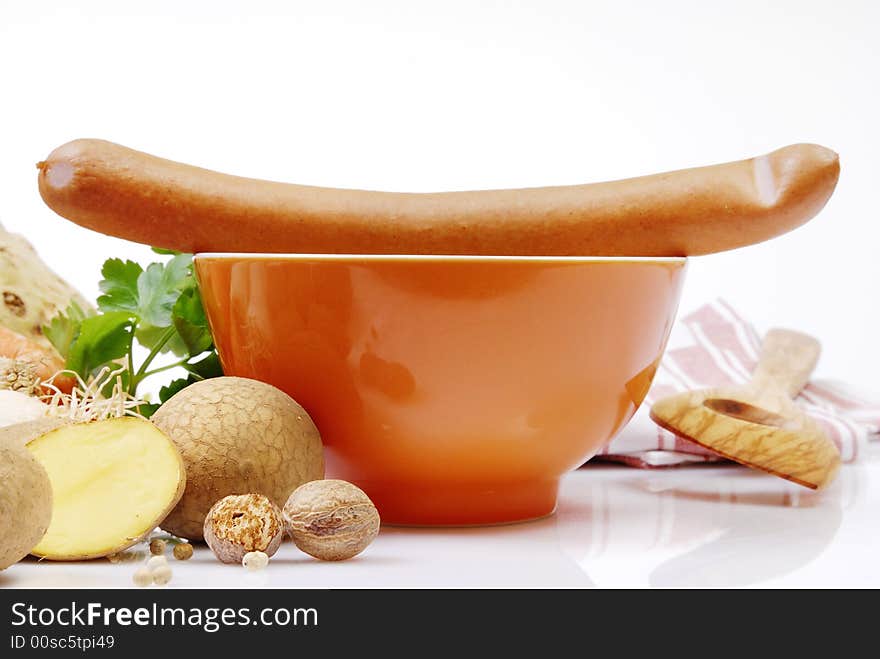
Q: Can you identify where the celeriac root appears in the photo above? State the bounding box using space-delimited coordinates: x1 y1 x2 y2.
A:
0 357 41 395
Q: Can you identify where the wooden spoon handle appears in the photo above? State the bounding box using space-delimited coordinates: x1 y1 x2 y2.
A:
751 328 821 398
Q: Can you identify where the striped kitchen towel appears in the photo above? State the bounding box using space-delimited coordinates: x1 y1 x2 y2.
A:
593 299 880 468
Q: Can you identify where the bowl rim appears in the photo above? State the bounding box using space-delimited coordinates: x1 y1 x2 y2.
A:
194 252 688 263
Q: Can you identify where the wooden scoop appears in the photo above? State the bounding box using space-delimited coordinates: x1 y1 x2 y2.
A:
650 329 841 489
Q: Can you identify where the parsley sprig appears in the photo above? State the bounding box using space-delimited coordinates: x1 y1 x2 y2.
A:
43 249 222 416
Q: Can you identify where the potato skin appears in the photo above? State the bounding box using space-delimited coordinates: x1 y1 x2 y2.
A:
0 417 70 451
0 442 52 570
152 377 325 540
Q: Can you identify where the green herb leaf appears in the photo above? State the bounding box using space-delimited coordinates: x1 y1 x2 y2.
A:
135 373 191 418
42 249 222 408
97 259 143 314
43 301 91 360
136 263 177 327
150 247 182 256
172 285 213 357
137 403 160 418
65 311 135 377
133 253 194 353
98 254 193 330
159 377 192 403
184 352 223 380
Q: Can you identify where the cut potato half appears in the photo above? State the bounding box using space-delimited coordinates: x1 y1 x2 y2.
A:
27 417 186 560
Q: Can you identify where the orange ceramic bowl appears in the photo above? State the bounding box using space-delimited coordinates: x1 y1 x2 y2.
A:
195 254 687 525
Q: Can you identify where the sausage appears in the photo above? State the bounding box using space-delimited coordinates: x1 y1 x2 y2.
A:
36 139 839 256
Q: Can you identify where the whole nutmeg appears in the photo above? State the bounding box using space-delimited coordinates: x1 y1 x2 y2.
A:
283 480 380 561
203 494 285 564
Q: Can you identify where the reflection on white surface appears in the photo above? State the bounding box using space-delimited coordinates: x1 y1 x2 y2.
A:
556 462 869 587
1 456 875 589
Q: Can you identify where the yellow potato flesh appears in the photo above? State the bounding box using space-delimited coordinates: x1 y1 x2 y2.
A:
27 417 184 560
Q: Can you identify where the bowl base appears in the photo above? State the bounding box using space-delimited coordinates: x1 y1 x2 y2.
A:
358 477 559 526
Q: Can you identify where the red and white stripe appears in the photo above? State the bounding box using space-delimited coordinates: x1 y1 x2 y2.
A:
594 299 878 469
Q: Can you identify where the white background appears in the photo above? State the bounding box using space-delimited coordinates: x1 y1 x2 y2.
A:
1 0 877 393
